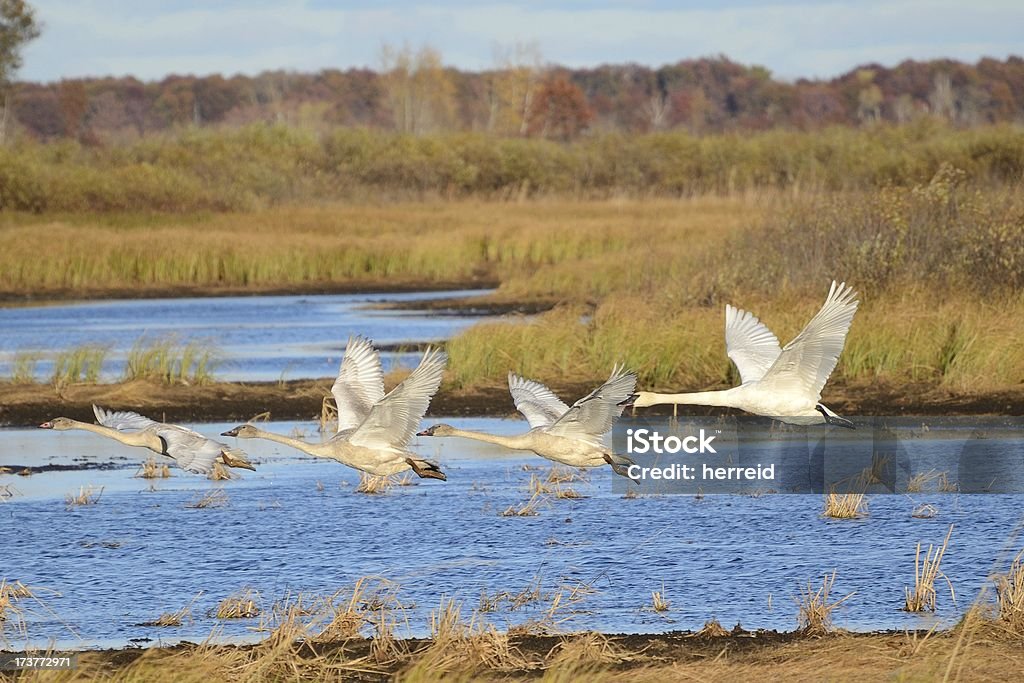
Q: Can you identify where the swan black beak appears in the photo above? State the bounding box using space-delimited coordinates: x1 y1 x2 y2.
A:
828 416 856 429
416 429 432 437
618 394 638 408
221 427 239 437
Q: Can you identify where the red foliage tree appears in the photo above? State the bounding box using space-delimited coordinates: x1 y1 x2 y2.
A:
528 76 593 140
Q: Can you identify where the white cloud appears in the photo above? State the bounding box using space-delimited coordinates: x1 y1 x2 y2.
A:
18 0 1024 83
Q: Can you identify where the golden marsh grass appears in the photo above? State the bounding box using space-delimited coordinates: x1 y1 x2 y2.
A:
796 570 854 635
904 525 955 612
214 588 261 619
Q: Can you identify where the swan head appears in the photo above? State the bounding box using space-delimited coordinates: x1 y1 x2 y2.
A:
221 424 259 439
39 417 74 430
619 392 653 409
416 424 456 437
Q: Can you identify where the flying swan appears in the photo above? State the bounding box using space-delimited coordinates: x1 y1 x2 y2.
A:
222 337 448 480
625 280 859 427
417 365 637 478
39 405 256 475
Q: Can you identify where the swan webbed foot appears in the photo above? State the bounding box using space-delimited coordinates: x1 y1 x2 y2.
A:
405 457 447 481
815 405 855 429
603 453 640 485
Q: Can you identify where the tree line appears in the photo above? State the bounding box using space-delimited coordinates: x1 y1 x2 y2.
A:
8 47 1024 144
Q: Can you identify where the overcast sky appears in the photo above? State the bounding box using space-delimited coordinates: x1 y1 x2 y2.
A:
19 0 1024 84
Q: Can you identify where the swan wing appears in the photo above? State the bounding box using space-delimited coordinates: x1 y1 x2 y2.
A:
548 365 637 440
93 405 159 432
331 335 386 433
157 427 224 474
758 281 859 400
508 373 570 428
348 347 447 449
725 304 782 383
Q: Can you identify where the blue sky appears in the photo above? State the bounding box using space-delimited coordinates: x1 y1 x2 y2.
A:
20 0 1024 83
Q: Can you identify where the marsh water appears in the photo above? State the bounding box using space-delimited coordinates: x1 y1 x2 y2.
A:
2 417 1023 650
0 289 495 382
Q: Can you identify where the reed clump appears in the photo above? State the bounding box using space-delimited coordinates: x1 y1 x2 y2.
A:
65 485 104 508
186 489 229 509
215 589 261 619
823 489 868 519
136 457 172 479
501 491 548 517
904 525 955 612
207 461 234 481
51 345 108 386
123 338 218 385
355 473 393 495
693 618 730 638
994 551 1024 632
651 587 670 613
797 570 854 635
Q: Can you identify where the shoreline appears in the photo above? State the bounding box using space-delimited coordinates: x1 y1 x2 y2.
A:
2 626 1020 680
0 279 500 308
1 378 1022 427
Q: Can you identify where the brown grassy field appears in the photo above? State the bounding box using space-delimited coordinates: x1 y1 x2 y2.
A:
7 620 1024 682
2 163 1023 404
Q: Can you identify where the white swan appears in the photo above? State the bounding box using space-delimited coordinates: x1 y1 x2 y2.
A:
39 405 256 475
223 338 447 480
417 365 637 478
626 281 859 427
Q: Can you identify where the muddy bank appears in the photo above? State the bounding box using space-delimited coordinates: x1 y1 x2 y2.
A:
0 278 499 308
5 627 1022 681
1 378 1022 428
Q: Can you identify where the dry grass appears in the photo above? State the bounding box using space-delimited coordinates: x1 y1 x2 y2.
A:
65 485 104 508
140 595 199 627
545 632 631 670
207 461 235 481
402 597 531 676
508 581 596 636
501 491 548 517
692 618 730 637
938 472 959 492
316 577 404 645
994 550 1024 631
355 472 393 495
904 525 955 612
650 586 670 613
185 489 229 509
136 457 172 479
796 570 854 635
823 489 868 519
906 469 943 493
912 503 938 519
215 588 261 619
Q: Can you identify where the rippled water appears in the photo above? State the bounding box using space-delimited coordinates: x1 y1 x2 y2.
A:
0 289 495 382
2 417 1022 650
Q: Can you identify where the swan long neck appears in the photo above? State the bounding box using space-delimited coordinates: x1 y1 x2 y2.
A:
251 428 327 456
640 389 738 408
444 428 530 450
71 420 150 447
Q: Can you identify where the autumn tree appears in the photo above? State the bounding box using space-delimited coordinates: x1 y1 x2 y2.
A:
379 42 455 134
487 41 545 136
1 0 40 141
57 79 87 138
528 75 593 140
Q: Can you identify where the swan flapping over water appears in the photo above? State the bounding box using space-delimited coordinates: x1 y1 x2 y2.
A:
417 365 637 478
39 405 256 475
625 280 859 427
222 336 448 480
